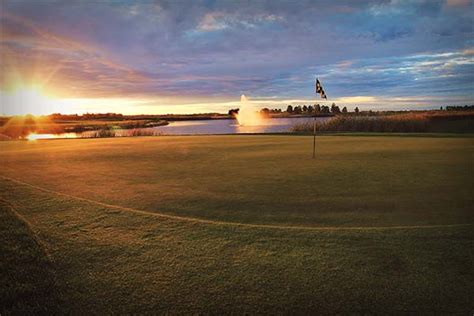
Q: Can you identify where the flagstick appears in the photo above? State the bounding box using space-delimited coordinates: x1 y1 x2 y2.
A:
313 78 326 159
312 113 316 159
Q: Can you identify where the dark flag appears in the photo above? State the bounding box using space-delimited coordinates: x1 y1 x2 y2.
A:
315 78 327 99
313 78 327 158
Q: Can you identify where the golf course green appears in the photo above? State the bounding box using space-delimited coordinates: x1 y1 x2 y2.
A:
1 135 473 313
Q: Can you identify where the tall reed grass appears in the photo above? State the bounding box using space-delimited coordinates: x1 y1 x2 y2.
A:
88 128 162 138
120 128 162 137
291 112 474 133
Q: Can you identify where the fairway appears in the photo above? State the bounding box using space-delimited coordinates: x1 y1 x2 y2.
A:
1 135 473 313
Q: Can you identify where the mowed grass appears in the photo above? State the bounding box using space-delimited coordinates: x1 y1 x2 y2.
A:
0 135 473 313
0 201 59 314
1 135 473 227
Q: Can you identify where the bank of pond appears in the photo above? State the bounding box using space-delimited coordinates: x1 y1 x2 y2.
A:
0 111 473 140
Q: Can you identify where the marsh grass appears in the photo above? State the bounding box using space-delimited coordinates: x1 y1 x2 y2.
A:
121 128 162 137
291 112 474 133
0 118 168 140
89 128 117 138
86 128 162 138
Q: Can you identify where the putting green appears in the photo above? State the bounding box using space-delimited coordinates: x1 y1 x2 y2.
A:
1 135 472 227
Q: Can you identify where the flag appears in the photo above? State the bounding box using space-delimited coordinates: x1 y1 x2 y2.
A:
315 78 327 99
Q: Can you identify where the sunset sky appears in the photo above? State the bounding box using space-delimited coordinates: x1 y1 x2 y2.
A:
1 0 473 115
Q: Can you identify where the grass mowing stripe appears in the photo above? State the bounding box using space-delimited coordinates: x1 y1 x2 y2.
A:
0 198 53 260
2 175 472 232
0 200 60 314
2 177 472 314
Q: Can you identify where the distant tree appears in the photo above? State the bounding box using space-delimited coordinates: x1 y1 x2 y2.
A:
321 105 330 114
314 104 321 113
286 105 293 113
294 105 302 114
307 105 314 113
302 105 308 112
331 103 341 114
342 106 348 114
354 107 359 114
446 105 474 111
440 106 443 110
260 108 270 117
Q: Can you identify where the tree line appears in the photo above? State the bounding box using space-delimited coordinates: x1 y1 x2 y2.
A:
285 103 359 114
228 104 360 116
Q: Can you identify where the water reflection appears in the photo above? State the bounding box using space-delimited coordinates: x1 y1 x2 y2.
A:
26 133 78 140
23 117 331 140
152 117 330 135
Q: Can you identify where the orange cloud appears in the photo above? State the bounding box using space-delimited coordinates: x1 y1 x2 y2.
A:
445 0 471 7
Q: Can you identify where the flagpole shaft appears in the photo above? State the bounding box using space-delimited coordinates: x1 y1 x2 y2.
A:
313 77 326 159
312 114 316 159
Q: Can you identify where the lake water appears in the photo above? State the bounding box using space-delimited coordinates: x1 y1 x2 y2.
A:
24 117 331 140
151 117 330 135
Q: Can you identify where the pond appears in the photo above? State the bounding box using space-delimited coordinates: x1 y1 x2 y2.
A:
23 117 332 140
150 117 330 135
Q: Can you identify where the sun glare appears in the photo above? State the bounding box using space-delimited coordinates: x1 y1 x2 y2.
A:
25 132 78 141
26 133 56 141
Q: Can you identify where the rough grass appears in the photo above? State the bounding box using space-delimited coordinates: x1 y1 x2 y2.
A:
0 135 473 313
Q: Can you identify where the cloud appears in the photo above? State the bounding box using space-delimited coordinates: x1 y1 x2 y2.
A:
197 12 230 31
336 96 378 104
445 0 471 7
194 11 283 32
0 0 472 114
